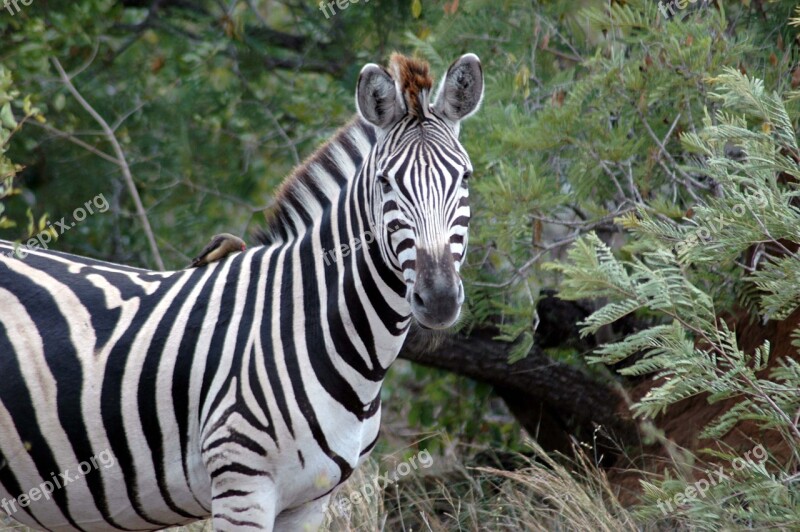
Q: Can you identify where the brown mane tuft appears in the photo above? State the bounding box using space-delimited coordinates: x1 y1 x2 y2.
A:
390 53 434 118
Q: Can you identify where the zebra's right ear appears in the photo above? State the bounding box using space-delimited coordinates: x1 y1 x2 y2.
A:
356 64 404 130
433 53 484 123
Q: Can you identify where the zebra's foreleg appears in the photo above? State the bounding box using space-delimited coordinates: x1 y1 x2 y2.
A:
274 494 331 532
210 475 277 532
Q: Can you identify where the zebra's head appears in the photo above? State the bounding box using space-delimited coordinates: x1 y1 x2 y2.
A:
356 53 483 329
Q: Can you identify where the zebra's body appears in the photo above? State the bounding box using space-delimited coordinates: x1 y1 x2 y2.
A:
0 53 483 531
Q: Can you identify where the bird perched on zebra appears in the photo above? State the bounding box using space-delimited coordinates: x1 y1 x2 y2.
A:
189 233 247 268
0 51 483 531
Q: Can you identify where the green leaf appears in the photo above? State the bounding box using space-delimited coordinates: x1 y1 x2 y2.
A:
411 0 422 18
0 103 16 130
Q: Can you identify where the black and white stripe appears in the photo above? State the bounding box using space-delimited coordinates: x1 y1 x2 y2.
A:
0 53 483 531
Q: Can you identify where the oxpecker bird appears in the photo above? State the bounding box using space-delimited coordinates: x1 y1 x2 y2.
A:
189 233 246 267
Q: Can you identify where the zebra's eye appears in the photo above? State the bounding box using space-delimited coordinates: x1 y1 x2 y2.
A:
378 174 393 194
462 172 472 186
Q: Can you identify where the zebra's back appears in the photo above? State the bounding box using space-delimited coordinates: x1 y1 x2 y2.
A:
0 242 218 530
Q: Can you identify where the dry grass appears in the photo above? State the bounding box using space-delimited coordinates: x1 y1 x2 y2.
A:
321 439 638 532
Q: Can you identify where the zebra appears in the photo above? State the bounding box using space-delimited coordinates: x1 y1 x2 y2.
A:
0 52 483 531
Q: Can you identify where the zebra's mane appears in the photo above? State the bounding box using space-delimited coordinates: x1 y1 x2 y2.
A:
255 53 434 247
389 53 433 118
254 120 368 246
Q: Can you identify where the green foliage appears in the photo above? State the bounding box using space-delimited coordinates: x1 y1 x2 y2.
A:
552 65 800 529
409 0 800 526
0 66 48 249
381 361 526 454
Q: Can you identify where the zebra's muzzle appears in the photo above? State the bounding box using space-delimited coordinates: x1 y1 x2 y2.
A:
408 248 464 329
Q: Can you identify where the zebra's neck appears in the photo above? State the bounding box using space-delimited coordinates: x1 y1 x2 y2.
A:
259 117 412 406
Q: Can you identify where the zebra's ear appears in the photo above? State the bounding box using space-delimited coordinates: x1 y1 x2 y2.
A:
433 53 484 123
356 64 404 130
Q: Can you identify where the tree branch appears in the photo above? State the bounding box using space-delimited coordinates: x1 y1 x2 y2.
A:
51 57 165 271
26 121 121 166
398 326 632 442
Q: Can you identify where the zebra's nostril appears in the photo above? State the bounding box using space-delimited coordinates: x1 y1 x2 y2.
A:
412 291 426 309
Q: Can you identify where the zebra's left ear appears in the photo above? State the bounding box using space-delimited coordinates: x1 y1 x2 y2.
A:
356 63 404 130
433 53 484 124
